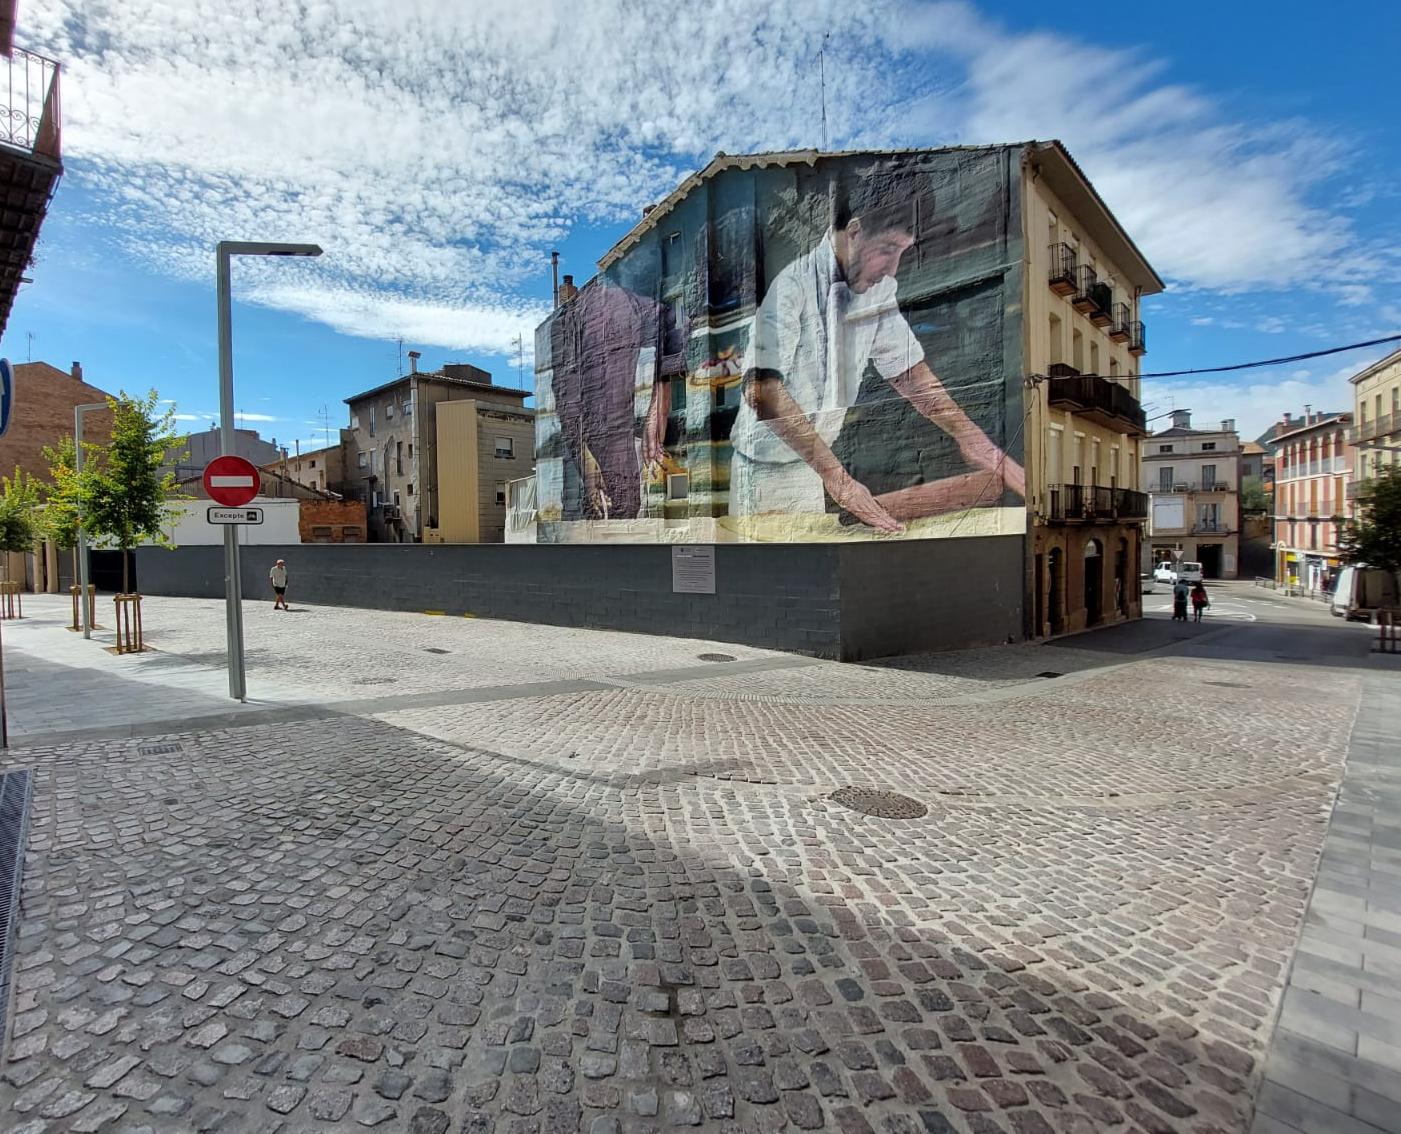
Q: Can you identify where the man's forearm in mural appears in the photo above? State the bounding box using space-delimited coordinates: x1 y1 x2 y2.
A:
745 372 903 534
889 361 1026 497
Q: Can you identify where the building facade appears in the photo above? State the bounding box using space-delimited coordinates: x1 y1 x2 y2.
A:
1271 410 1353 588
1140 412 1242 579
0 361 112 482
168 425 282 483
527 142 1159 641
1351 347 1401 490
343 362 534 543
273 442 347 496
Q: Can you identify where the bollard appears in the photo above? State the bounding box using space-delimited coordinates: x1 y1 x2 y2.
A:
0 581 21 620
113 593 144 654
1380 609 1400 654
67 584 98 631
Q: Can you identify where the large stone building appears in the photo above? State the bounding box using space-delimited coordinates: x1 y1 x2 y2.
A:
343 359 534 543
274 441 347 497
1141 411 1243 579
1271 409 1353 589
529 142 1159 647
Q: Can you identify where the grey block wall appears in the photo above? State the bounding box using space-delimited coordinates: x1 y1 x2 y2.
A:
136 536 1024 660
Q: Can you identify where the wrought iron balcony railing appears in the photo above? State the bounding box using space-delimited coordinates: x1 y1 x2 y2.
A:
1109 302 1132 343
1128 320 1146 356
1047 371 1147 435
1048 243 1077 296
1044 484 1147 523
0 46 60 159
1071 266 1098 314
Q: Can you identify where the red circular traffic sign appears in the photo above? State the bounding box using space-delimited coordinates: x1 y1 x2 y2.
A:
203 455 261 507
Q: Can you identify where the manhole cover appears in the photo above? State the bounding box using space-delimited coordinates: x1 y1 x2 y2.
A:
829 787 928 819
138 742 184 756
1204 681 1250 688
698 653 736 662
1036 671 1063 679
424 648 450 655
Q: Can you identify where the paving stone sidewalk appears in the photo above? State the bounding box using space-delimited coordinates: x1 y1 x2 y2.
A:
0 591 1389 1133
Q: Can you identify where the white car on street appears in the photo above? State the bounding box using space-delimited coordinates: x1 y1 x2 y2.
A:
1153 562 1176 583
1154 560 1203 584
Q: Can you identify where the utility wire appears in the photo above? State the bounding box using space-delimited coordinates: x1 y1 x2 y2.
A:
1048 333 1401 382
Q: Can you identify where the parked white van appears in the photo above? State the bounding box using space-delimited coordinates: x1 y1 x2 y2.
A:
1330 566 1400 621
1174 561 1204 584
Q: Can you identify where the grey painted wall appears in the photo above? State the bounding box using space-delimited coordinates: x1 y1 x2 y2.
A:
136 537 1024 660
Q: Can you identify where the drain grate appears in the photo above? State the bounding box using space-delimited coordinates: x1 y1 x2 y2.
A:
424 648 450 655
829 786 928 820
138 742 184 757
698 653 736 662
0 769 34 1053
1036 671 1063 679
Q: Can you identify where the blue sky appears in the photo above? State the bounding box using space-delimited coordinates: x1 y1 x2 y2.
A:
9 0 1400 449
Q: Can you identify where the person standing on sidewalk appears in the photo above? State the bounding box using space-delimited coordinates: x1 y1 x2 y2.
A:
1172 577 1190 622
269 559 289 611
1191 580 1209 623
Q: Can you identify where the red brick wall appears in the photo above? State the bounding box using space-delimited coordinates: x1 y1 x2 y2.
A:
0 362 115 481
299 500 367 543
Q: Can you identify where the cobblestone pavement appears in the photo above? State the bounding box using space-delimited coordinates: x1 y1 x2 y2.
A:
0 588 1385 1133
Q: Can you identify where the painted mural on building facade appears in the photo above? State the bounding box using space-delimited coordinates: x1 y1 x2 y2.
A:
534 148 1027 543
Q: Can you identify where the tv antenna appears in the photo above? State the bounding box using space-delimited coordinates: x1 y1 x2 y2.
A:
25 331 33 362
396 336 404 376
513 334 525 387
319 404 332 450
818 33 830 151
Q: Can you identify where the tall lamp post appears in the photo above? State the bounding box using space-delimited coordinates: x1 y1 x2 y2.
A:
216 241 322 701
73 401 109 639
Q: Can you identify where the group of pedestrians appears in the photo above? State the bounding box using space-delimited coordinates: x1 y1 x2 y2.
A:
1172 577 1210 623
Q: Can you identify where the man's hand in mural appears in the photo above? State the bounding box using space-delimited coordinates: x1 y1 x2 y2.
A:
826 469 905 534
641 379 670 471
890 361 1026 499
581 446 613 519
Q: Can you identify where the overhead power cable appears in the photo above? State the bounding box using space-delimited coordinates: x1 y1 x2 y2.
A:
1041 333 1401 382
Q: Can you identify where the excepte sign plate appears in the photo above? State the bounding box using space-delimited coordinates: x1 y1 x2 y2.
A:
207 506 264 525
671 545 716 594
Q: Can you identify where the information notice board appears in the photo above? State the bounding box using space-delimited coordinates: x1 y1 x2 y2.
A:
671 545 716 594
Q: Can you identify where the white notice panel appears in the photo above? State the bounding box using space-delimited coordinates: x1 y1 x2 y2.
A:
671 545 716 594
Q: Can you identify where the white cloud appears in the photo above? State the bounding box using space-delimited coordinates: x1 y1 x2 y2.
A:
23 0 1395 351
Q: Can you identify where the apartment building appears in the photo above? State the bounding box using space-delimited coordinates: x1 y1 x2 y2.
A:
1271 409 1353 588
1351 346 1401 488
343 359 534 543
1024 149 1161 633
1140 412 1242 578
274 442 347 496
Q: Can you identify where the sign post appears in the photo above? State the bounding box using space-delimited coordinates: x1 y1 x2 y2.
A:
203 454 260 701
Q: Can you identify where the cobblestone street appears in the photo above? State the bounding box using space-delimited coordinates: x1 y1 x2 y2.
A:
0 585 1394 1133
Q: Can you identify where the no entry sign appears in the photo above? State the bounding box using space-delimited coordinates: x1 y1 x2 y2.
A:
203 455 260 507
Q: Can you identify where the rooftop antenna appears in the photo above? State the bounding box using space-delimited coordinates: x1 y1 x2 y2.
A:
397 336 404 377
551 251 560 307
25 331 32 362
319 404 332 450
513 333 525 387
818 33 830 151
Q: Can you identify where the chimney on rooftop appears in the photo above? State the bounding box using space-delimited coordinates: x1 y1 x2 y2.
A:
1221 418 1235 434
408 350 420 374
1170 409 1192 430
71 361 82 382
559 274 578 303
1304 403 1313 424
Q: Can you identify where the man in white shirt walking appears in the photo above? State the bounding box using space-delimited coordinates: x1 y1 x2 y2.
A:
732 183 1024 533
269 559 289 611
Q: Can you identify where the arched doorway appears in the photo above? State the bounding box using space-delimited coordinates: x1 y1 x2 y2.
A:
1084 539 1103 626
1048 548 1064 635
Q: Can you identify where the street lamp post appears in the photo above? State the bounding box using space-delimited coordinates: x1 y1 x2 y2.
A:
216 241 322 701
73 401 108 639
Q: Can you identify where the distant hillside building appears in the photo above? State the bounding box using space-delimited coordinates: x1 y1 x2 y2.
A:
343 360 534 543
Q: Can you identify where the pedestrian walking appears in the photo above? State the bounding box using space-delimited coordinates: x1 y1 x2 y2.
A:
1172 577 1190 622
1191 581 1209 623
269 559 289 611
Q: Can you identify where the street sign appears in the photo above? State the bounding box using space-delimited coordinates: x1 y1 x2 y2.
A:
0 358 12 439
203 455 260 507
207 506 264 525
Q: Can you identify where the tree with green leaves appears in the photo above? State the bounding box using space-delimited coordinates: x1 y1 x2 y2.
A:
40 435 83 587
1340 463 1401 573
81 390 187 595
0 466 43 579
1240 476 1268 514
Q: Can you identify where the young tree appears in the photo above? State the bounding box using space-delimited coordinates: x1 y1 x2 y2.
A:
0 466 43 579
1340 463 1401 573
81 391 187 595
40 436 83 586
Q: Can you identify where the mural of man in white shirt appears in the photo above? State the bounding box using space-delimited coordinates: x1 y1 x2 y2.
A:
730 187 1025 533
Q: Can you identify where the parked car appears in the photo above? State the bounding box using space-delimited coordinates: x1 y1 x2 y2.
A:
1330 565 1400 621
1141 572 1158 594
1175 561 1204 584
1153 562 1177 583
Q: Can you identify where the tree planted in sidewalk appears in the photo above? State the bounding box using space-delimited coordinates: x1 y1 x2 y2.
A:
81 390 187 595
0 466 43 578
40 435 83 585
1340 463 1401 573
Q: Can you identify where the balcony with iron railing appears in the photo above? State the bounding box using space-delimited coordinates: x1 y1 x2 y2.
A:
1071 265 1099 315
1048 242 1077 296
1109 302 1132 344
0 44 62 338
1127 320 1146 356
1152 480 1234 494
1045 484 1148 524
1046 371 1146 435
